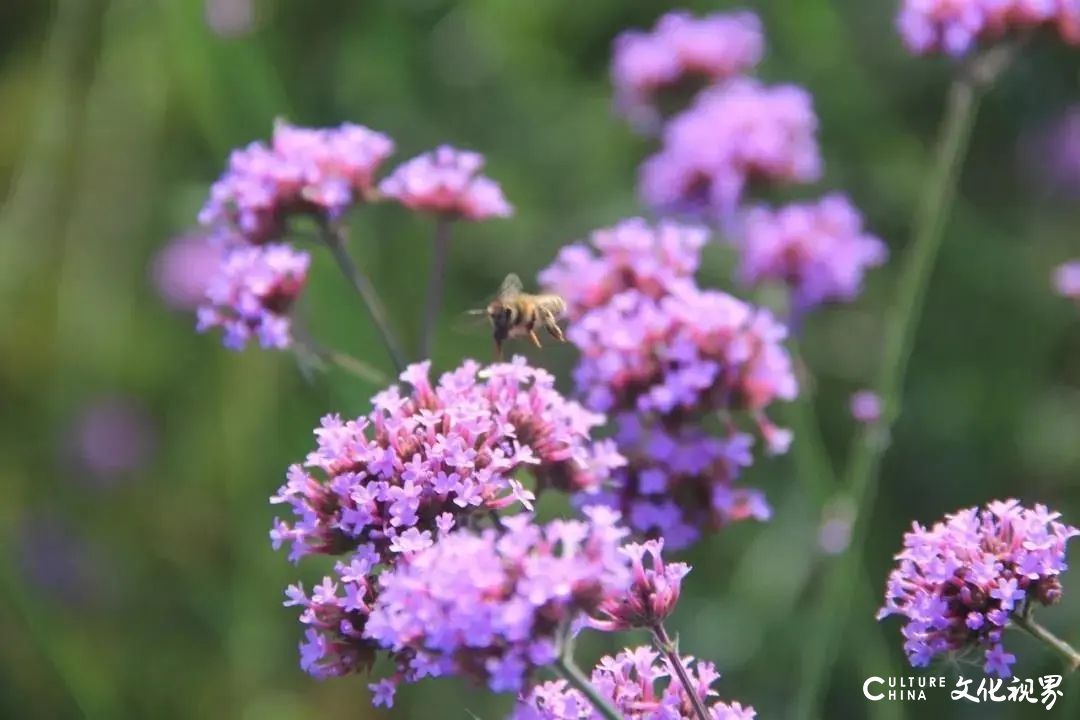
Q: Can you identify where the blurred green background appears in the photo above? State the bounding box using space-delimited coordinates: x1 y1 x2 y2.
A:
2 1 1080 718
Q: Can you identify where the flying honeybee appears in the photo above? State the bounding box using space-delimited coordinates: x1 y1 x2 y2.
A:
469 273 567 360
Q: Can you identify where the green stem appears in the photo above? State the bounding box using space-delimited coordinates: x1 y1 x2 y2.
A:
420 218 452 360
791 46 1011 720
293 335 389 385
320 222 406 373
553 655 625 720
1011 611 1080 673
652 624 710 720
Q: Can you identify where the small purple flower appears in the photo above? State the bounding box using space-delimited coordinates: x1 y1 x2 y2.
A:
984 643 1016 677
513 645 756 719
196 243 309 350
878 500 1078 677
639 79 821 217
1054 260 1080 300
897 0 1080 56
736 194 888 312
590 539 690 631
151 234 224 311
378 145 512 220
199 120 394 244
611 10 764 129
850 390 882 424
364 510 631 697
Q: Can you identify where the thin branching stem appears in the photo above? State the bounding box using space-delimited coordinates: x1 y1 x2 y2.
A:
420 218 452 360
652 623 710 720
1011 610 1080 674
552 653 625 720
791 45 1015 720
320 221 406 373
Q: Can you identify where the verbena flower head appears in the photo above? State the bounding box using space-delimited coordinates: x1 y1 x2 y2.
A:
568 286 797 434
539 219 708 320
541 219 797 549
1054 260 1080 299
640 79 821 217
271 357 623 566
199 120 394 243
878 500 1079 677
590 538 690 631
196 243 309 350
612 10 764 128
850 390 882 424
897 0 1080 56
364 509 631 703
737 194 888 312
513 645 756 720
378 145 513 220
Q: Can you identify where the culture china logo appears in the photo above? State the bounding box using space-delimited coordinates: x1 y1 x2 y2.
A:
863 675 1065 710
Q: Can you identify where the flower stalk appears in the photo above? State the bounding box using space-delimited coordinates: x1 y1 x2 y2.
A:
320 221 407 373
652 623 710 720
420 218 452 360
793 44 1014 720
553 653 625 720
1011 610 1080 674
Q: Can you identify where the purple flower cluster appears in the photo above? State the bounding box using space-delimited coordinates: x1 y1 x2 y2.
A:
541 220 797 549
897 0 1080 56
199 120 394 243
591 538 690 631
612 10 764 129
540 218 706 319
378 145 513 220
271 359 625 688
365 509 631 704
878 500 1079 677
271 357 621 564
1054 260 1080 300
736 194 888 312
514 646 756 720
196 243 310 349
640 79 821 216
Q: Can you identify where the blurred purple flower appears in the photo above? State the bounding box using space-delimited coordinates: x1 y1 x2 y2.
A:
878 500 1079 677
513 645 756 719
640 79 821 217
204 0 256 38
196 243 309 350
199 120 394 244
1054 260 1080 300
68 395 156 485
897 0 1080 56
736 194 888 312
361 509 630 702
151 234 224 311
850 390 882 424
15 513 106 606
378 145 512 220
612 10 764 130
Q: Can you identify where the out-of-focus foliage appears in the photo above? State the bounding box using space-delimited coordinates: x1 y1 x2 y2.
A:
1 1 1079 718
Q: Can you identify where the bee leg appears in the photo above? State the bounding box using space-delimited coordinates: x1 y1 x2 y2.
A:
494 340 504 362
545 319 566 343
529 330 542 348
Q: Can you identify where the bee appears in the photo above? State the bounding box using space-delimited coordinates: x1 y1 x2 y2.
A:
470 273 567 360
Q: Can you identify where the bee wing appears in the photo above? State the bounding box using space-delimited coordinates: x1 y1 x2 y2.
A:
452 308 491 336
497 273 524 301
